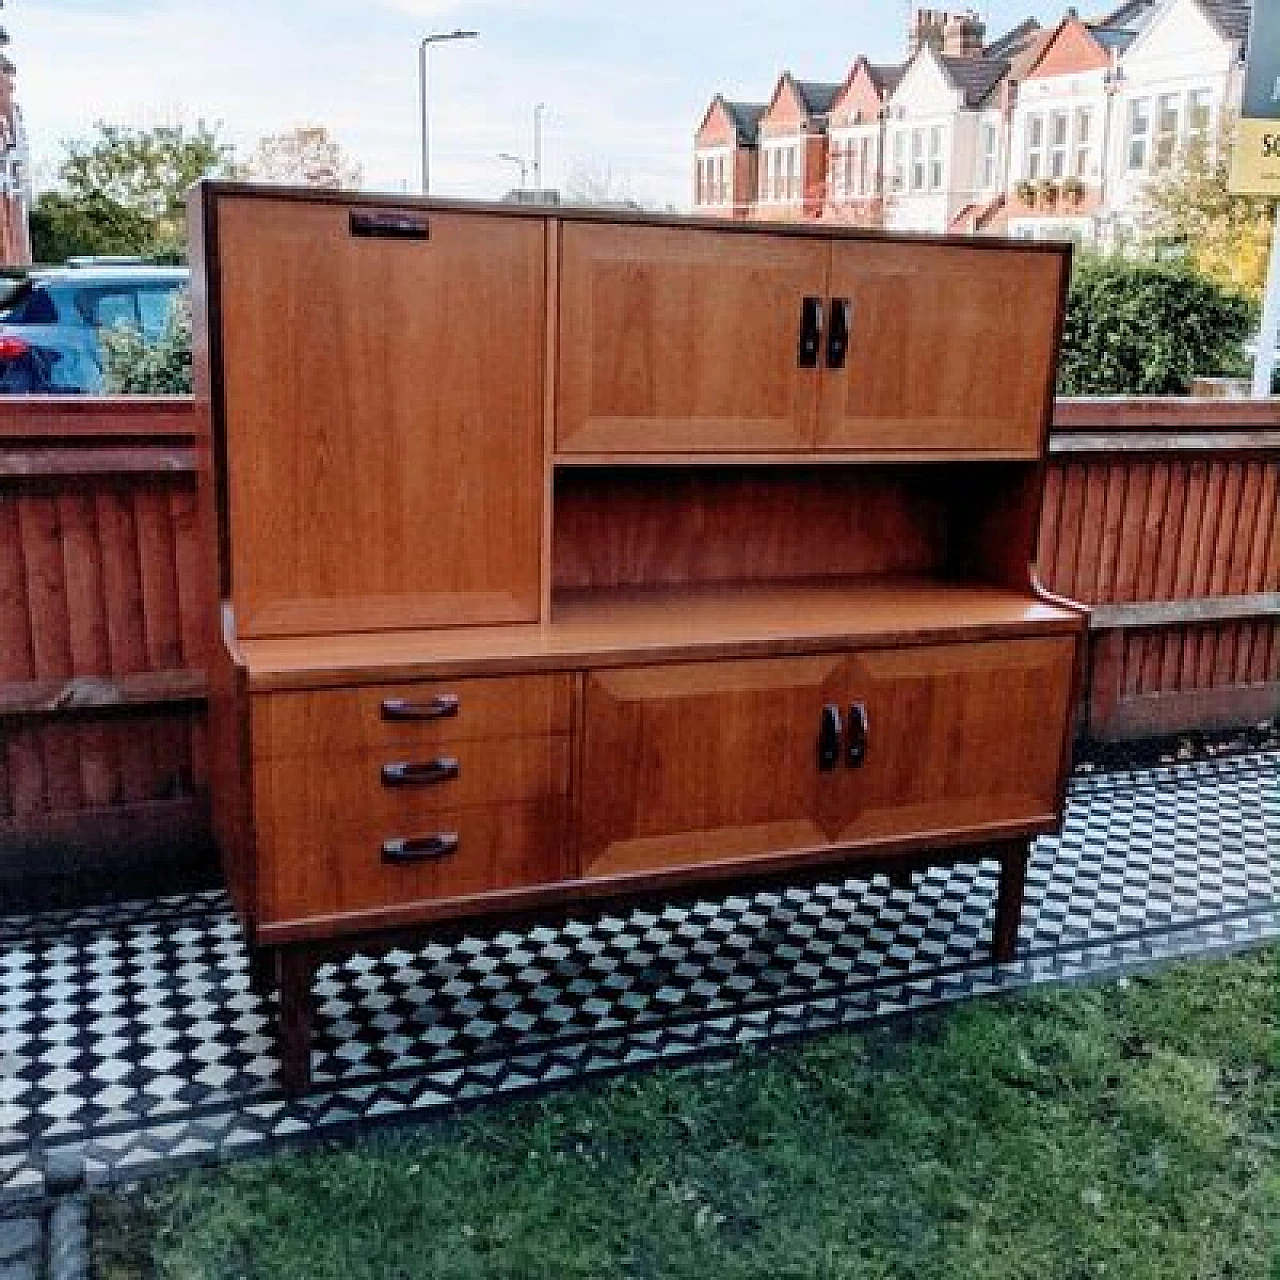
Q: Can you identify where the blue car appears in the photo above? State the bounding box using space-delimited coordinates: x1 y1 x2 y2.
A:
0 260 189 393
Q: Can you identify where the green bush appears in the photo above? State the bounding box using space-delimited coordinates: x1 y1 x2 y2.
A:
100 290 192 394
1058 255 1257 396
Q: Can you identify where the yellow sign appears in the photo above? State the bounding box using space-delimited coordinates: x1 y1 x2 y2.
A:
1230 119 1280 195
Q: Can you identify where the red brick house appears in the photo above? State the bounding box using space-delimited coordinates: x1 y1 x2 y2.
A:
693 95 765 218
823 57 902 226
753 73 842 221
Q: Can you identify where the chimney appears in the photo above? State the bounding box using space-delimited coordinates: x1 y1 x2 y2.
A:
908 8 949 55
943 10 986 57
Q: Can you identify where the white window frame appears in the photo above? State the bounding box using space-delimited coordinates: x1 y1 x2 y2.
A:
1074 108 1093 179
1049 111 1068 179
1024 113 1044 180
1153 92 1180 171
1127 97 1151 172
892 131 906 191
981 121 998 189
910 128 925 192
928 125 944 191
1186 88 1212 148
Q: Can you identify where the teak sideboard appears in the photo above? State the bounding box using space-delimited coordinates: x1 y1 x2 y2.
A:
190 182 1087 1091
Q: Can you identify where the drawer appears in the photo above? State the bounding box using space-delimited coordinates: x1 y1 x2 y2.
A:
252 673 573 757
260 798 572 923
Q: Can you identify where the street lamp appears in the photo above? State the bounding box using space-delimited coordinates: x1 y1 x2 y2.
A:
419 28 477 196
533 102 546 193
498 151 528 190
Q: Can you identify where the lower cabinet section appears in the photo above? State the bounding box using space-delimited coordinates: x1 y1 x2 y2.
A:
577 636 1076 879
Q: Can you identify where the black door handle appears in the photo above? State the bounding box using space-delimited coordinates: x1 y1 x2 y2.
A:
818 703 842 771
381 757 460 787
827 297 851 368
798 296 823 368
847 702 869 768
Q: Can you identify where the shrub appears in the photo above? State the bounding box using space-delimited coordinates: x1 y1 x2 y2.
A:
1058 255 1257 395
100 290 193 394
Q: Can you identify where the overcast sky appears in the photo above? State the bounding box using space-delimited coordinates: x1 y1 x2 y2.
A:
12 0 1063 208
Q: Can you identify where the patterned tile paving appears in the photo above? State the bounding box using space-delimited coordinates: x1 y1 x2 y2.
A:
0 750 1275 1198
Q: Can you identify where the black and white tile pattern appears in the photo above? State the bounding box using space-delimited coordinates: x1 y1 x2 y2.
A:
1 750 1275 1198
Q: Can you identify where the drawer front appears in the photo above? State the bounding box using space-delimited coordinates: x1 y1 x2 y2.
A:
261 799 571 923
253 674 573 757
255 735 571 923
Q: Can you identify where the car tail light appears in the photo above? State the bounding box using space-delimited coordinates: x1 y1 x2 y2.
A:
0 334 29 360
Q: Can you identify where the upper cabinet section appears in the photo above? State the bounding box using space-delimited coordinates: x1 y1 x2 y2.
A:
555 220 1066 460
556 221 827 453
816 241 1065 456
211 194 546 638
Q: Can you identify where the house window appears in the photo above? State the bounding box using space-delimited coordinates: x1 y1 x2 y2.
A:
981 121 998 188
1127 98 1150 171
1049 111 1068 179
861 135 876 195
1074 109 1093 178
911 128 925 191
929 125 944 190
892 131 905 191
1154 93 1179 170
1024 113 1044 179
718 156 728 204
785 145 799 199
1186 89 1212 147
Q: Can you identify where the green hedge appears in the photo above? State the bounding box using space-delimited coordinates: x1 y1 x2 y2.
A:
1058 256 1257 396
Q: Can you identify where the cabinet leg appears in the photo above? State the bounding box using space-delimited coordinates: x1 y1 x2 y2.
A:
275 948 316 1094
992 841 1029 964
247 945 274 997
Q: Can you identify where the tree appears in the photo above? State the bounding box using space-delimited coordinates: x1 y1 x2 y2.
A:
100 291 193 394
1143 122 1278 299
30 121 236 263
238 125 362 189
1058 254 1256 396
564 159 641 209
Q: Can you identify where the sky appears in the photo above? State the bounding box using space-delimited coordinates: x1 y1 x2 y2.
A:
11 0 1065 209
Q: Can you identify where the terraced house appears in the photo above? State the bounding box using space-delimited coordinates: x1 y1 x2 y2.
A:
692 0 1251 246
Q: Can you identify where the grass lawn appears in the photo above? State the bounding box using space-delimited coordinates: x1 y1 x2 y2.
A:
95 947 1279 1280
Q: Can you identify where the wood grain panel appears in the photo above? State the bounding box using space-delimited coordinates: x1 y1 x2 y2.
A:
556 220 826 452
216 196 546 636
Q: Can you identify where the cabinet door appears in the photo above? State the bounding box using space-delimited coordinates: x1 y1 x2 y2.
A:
216 197 546 637
557 222 826 453
577 658 844 878
820 636 1076 843
816 241 1065 455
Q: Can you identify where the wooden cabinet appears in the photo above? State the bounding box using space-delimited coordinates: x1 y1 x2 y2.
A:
577 637 1075 880
193 184 1083 1090
214 196 546 637
816 242 1063 455
556 221 826 453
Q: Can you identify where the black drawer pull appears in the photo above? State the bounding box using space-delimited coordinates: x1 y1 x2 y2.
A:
382 832 460 863
827 297 851 369
818 702 842 772
381 694 460 721
350 210 429 240
381 757 460 787
847 701 869 768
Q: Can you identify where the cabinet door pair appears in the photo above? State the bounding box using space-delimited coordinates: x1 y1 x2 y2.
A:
556 222 1066 456
576 637 1076 880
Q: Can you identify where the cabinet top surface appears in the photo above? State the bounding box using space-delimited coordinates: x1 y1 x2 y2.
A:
197 180 1075 257
233 577 1083 691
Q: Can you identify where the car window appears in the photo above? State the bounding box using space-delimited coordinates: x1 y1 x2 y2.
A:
88 290 140 331
137 287 178 340
0 285 58 324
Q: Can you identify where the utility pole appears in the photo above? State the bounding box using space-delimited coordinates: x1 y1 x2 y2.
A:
498 151 528 190
419 29 478 196
533 102 546 194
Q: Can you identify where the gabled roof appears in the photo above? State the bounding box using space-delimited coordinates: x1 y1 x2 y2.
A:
866 62 905 95
983 17 1041 59
1196 0 1249 43
721 99 766 145
939 54 1011 106
794 80 844 117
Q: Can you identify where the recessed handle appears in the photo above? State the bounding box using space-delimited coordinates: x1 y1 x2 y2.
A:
798 295 823 368
827 297 851 368
381 694 460 721
381 757 460 787
847 701 869 768
349 210 430 240
818 702 842 772
382 832 460 863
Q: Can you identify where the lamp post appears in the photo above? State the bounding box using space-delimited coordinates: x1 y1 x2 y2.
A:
498 151 528 190
533 102 546 193
419 28 477 196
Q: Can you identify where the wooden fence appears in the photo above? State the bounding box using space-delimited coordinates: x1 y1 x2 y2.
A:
0 395 1276 898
